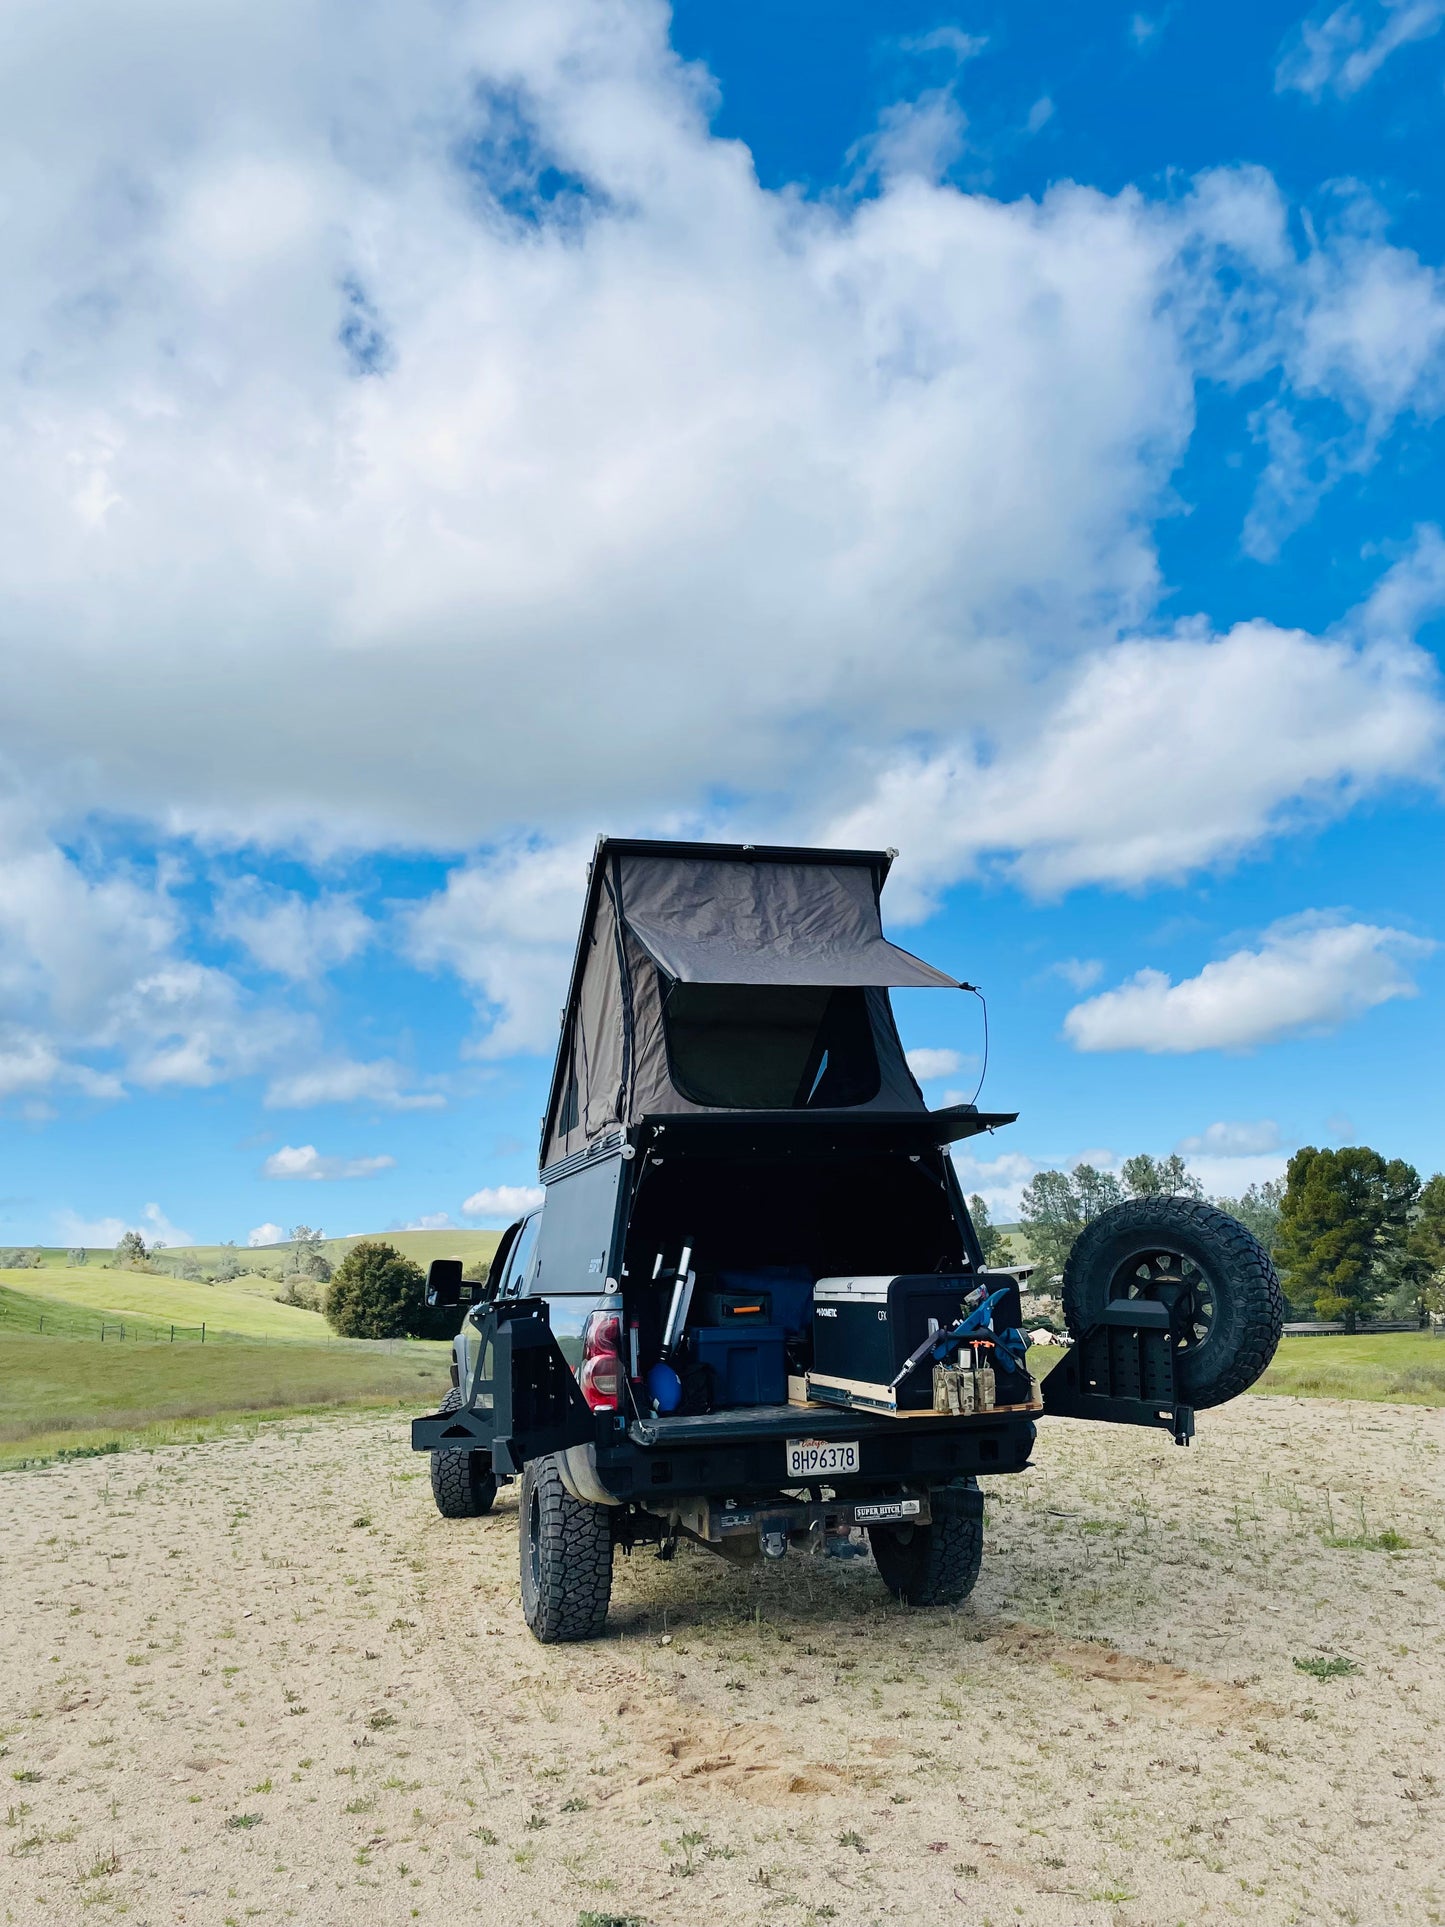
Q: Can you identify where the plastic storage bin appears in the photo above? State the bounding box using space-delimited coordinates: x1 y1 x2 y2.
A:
691 1324 787 1408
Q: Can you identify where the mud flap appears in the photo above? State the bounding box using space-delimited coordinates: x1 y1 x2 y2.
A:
410 1300 595 1474
1041 1300 1195 1446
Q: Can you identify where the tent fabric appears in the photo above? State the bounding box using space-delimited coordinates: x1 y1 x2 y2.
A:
616 854 957 989
542 843 957 1168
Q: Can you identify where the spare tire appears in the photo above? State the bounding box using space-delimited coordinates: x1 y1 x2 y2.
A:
1061 1196 1283 1409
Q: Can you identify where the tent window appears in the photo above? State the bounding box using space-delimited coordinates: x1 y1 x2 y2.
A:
558 1047 580 1137
662 981 881 1110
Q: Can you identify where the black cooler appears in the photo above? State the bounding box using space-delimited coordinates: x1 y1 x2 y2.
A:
809 1275 1017 1413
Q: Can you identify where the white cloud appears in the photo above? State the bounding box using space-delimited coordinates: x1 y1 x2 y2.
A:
950 1149 1047 1219
0 0 1434 886
404 839 593 1056
248 1222 287 1247
399 1212 454 1231
263 1059 444 1110
1049 958 1104 991
1177 1119 1284 1157
1025 96 1055 135
1128 12 1170 48
0 803 313 1101
214 884 372 981
262 1144 396 1181
461 1183 545 1224
1063 915 1434 1053
55 1201 194 1247
906 1047 962 1081
828 565 1444 909
1276 0 1445 99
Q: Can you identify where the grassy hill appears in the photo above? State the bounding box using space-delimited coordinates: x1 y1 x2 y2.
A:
0 1268 333 1341
185 1227 503 1273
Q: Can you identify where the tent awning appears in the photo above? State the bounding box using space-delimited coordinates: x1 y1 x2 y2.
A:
616 854 958 989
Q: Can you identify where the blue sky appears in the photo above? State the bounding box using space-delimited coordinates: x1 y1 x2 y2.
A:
0 0 1441 1247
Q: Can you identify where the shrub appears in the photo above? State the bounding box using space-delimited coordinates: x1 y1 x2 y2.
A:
323 1239 439 1339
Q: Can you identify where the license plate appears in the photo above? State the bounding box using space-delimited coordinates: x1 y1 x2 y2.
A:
786 1438 859 1478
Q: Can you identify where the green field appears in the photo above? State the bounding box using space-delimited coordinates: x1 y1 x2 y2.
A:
0 1332 452 1467
1250 1330 1445 1405
1027 1330 1443 1405
0 1266 333 1340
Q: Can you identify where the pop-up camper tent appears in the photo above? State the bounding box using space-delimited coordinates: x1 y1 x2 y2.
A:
540 839 997 1172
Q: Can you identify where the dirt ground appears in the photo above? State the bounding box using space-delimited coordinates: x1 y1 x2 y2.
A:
2 1396 1441 1927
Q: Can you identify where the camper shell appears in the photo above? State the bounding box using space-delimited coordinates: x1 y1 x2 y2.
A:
415 837 1281 1642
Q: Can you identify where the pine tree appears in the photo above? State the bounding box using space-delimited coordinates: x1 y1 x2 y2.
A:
1275 1147 1420 1330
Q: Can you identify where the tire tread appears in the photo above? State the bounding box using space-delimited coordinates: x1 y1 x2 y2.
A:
1061 1196 1284 1408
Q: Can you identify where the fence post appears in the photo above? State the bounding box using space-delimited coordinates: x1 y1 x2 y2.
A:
100 1324 105 1343
201 1323 205 1344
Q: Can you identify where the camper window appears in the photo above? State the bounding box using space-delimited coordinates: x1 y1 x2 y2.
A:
661 981 881 1110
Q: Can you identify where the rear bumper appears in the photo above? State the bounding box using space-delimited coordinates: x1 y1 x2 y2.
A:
413 1395 1039 1499
598 1400 1037 1501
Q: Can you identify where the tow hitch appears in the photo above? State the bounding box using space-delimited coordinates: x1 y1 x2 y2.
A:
664 1490 932 1564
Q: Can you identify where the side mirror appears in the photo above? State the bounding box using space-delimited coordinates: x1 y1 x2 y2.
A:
426 1257 464 1309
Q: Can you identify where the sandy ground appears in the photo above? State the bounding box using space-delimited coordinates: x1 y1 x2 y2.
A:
2 1396 1442 1927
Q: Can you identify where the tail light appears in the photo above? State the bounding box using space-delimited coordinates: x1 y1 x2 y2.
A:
579 1310 622 1411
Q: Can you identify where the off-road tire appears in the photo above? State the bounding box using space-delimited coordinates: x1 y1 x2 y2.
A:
429 1389 497 1519
519 1454 613 1644
868 1481 984 1608
1062 1196 1284 1410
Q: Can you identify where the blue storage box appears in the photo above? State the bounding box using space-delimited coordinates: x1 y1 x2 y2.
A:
691 1324 787 1408
715 1267 814 1335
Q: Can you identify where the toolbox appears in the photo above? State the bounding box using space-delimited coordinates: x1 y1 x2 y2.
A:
808 1275 1016 1414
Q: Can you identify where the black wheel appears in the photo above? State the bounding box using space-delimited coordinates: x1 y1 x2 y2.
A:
518 1455 613 1644
429 1389 497 1519
868 1482 984 1607
1062 1196 1284 1410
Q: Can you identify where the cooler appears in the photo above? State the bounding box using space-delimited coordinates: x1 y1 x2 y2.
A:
809 1275 980 1413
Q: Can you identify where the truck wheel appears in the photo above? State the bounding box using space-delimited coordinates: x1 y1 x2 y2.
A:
429 1390 497 1519
1062 1196 1283 1410
869 1482 984 1608
519 1454 613 1644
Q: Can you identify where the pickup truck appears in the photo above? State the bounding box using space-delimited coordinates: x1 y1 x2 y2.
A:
413 838 1282 1642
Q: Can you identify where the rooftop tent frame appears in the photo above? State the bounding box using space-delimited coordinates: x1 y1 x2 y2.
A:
539 839 983 1173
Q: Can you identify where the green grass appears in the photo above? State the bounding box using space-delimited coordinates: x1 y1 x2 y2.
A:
0 1267 332 1340
1292 1654 1358 1680
1029 1331 1444 1406
0 1331 451 1467
1250 1330 1445 1406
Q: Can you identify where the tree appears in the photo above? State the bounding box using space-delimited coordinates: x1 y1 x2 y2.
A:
67 1248 88 1267
289 1225 333 1282
1275 1147 1421 1330
1121 1152 1202 1199
213 1241 242 1283
323 1239 438 1339
1416 1175 1445 1319
115 1229 148 1269
1018 1165 1123 1288
1381 1172 1445 1324
1214 1178 1285 1255
968 1194 1008 1268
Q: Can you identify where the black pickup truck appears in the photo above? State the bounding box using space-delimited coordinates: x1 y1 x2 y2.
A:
413 838 1283 1642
